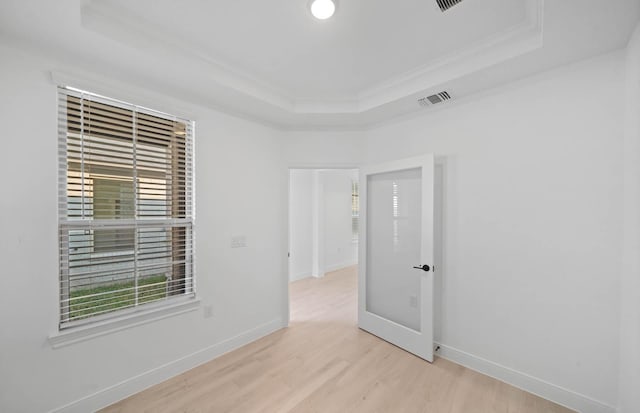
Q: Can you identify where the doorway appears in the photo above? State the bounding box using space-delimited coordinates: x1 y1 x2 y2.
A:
286 160 443 362
288 168 359 282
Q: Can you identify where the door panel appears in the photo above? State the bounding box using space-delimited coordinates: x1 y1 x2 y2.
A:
358 155 434 362
366 168 422 332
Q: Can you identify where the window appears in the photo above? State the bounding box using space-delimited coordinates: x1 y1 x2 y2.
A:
58 87 195 329
352 180 359 242
93 177 135 253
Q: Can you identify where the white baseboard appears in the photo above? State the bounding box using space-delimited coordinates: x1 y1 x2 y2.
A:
324 260 358 273
50 318 285 413
435 343 616 413
289 271 311 282
49 320 612 413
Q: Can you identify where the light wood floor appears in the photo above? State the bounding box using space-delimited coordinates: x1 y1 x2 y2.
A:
102 266 573 413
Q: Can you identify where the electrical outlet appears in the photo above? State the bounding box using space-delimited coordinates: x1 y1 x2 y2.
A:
203 305 213 318
231 235 247 248
409 295 418 308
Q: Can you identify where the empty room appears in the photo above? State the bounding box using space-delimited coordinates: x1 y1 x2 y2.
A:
1 0 640 412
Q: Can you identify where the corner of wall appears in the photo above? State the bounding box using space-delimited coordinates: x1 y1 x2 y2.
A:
618 20 640 413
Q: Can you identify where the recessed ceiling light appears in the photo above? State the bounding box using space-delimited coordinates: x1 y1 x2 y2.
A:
310 0 336 20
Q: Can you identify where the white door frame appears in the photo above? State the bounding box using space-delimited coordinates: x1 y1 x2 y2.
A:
283 159 445 363
285 164 360 327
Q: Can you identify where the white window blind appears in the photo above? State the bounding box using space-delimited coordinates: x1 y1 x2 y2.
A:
58 87 195 329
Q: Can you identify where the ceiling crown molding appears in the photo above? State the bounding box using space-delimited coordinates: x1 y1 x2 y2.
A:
81 0 296 112
80 0 543 117
356 0 544 112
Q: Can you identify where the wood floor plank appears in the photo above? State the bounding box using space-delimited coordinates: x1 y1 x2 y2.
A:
101 266 574 413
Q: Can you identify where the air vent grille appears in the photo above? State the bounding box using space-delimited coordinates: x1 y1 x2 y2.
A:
436 0 464 12
418 91 451 107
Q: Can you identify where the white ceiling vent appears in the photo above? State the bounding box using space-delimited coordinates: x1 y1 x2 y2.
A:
418 91 451 107
436 0 464 12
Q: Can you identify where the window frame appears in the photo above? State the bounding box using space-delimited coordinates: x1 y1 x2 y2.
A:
57 86 196 331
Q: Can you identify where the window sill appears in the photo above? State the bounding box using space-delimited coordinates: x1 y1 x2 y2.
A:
48 297 200 349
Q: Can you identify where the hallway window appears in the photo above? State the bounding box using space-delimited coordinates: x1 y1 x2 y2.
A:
352 180 359 242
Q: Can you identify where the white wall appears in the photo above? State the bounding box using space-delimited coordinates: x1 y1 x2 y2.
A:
363 52 625 411
282 130 364 168
0 44 288 413
289 169 313 281
619 22 640 413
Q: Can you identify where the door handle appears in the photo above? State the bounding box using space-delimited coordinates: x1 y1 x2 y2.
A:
413 265 430 272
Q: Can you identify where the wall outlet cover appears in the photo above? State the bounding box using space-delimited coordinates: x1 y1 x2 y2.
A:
203 305 213 318
231 236 247 248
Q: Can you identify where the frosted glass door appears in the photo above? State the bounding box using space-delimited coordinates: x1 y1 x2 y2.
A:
358 155 434 362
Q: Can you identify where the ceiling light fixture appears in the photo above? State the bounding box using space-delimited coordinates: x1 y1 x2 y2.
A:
310 0 336 20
